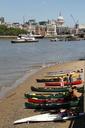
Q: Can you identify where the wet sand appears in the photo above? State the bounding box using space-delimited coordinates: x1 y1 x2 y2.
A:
0 60 85 128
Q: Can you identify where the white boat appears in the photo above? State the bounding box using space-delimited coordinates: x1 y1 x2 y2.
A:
11 34 39 43
33 34 44 39
14 112 85 125
50 38 59 42
11 37 26 43
14 113 63 124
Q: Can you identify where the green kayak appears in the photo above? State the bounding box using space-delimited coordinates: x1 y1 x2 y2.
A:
24 92 69 99
31 86 84 93
25 100 80 110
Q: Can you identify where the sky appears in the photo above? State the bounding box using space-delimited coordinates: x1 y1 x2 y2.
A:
0 0 85 26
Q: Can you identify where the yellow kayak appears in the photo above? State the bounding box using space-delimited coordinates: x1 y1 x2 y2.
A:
45 72 80 78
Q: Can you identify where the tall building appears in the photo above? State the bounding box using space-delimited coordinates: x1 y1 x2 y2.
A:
56 12 65 35
56 12 64 27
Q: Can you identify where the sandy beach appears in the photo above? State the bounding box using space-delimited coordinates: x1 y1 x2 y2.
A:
0 60 85 128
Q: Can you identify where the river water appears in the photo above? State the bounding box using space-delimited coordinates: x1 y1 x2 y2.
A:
0 38 85 97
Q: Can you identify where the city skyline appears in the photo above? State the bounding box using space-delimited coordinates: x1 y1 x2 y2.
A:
0 0 85 26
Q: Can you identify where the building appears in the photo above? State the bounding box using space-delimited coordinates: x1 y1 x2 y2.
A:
35 25 46 36
0 17 5 24
78 24 85 37
56 13 65 35
56 12 64 27
46 23 57 36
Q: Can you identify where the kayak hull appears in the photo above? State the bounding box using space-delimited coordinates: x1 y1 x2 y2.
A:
31 86 83 93
25 100 79 109
14 112 85 124
27 98 65 104
24 92 69 99
14 113 63 124
45 80 83 86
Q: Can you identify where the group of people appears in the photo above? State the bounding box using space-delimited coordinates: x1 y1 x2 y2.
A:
59 74 73 87
58 86 83 116
59 69 83 87
59 69 84 113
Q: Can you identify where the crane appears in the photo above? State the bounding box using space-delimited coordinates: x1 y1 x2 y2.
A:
70 14 79 28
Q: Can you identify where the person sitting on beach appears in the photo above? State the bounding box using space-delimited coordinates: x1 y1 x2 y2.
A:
70 86 83 113
71 86 82 98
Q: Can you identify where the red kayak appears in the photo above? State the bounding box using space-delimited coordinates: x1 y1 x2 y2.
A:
27 98 65 104
45 80 83 86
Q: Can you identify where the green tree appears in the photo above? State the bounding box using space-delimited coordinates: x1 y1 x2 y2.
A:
0 25 28 36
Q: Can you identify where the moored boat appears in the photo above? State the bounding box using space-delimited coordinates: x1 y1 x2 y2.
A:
14 111 85 124
36 77 60 83
24 92 69 99
27 97 65 104
11 38 26 43
31 86 69 92
46 72 80 78
33 34 44 39
25 100 79 109
36 70 81 83
50 38 60 41
45 80 83 86
31 86 83 93
13 112 63 124
11 34 39 43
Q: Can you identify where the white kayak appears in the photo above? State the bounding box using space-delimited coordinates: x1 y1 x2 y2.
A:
14 112 85 125
14 113 63 124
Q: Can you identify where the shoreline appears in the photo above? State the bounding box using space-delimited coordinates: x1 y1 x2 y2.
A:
0 61 67 100
0 60 85 128
0 62 53 100
0 35 17 38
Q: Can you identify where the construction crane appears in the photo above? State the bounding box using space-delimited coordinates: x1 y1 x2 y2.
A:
70 14 79 29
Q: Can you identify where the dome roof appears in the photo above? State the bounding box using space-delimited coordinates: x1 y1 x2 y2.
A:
57 16 64 20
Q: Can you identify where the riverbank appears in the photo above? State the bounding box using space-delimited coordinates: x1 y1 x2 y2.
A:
0 60 85 128
0 35 17 38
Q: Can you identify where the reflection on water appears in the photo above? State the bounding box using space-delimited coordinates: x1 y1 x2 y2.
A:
0 39 85 97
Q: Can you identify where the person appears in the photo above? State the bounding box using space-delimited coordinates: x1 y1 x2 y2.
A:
69 74 73 82
69 74 73 86
80 68 83 73
66 74 70 82
71 86 82 98
71 86 83 113
59 77 64 87
77 73 82 80
64 74 70 86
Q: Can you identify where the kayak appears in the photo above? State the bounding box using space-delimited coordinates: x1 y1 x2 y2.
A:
31 86 83 92
45 80 83 86
13 113 63 124
31 86 70 92
24 92 69 99
25 100 79 109
46 72 80 78
14 112 85 124
27 98 65 104
36 78 60 83
36 72 80 83
47 70 79 76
